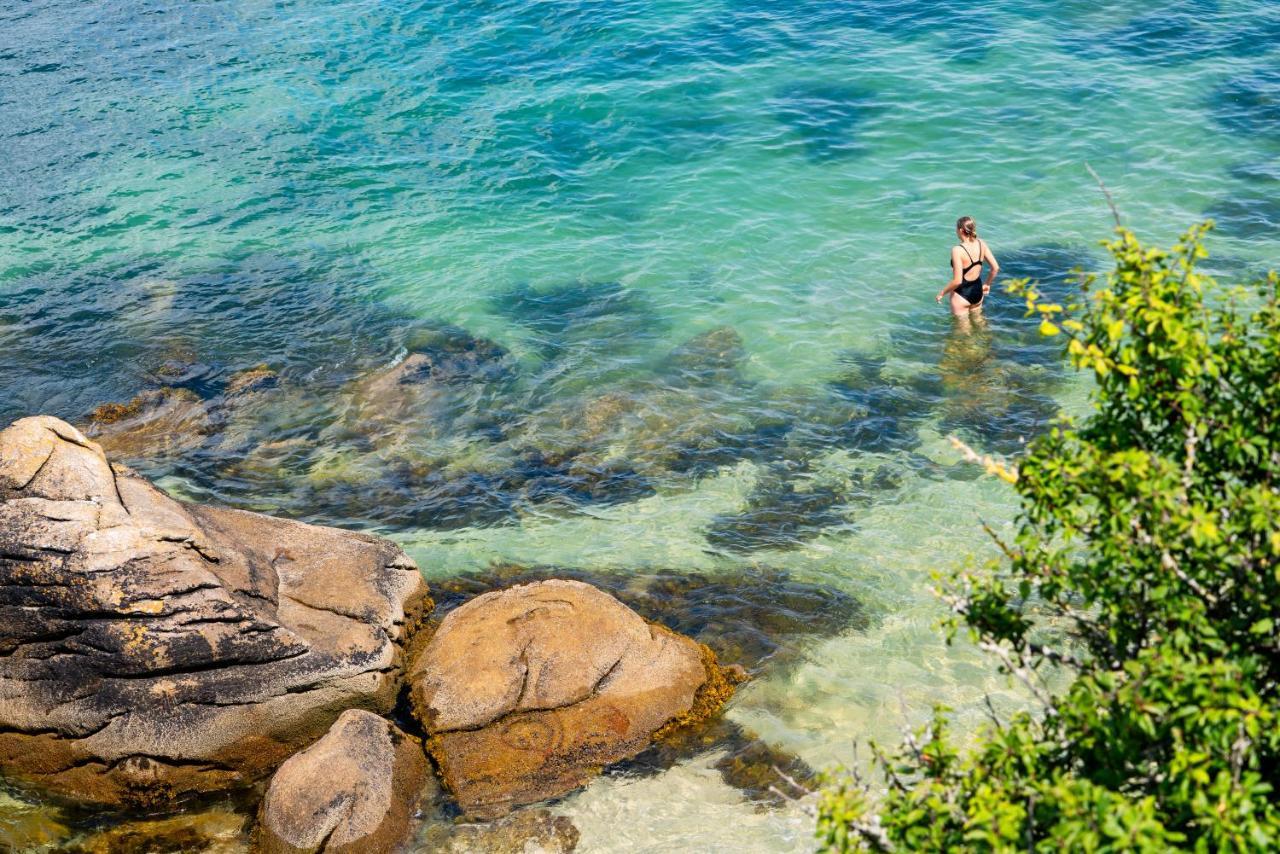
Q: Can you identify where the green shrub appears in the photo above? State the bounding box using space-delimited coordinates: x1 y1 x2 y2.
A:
817 224 1280 853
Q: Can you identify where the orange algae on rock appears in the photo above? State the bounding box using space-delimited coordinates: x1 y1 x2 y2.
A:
653 637 744 742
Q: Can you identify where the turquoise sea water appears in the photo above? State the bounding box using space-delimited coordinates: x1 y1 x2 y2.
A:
2 0 1280 850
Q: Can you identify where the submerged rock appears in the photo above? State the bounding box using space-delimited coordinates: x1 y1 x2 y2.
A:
0 791 71 852
627 717 816 808
492 280 663 359
0 416 430 808
431 564 866 674
410 580 736 818
256 710 433 854
223 364 279 398
1212 66 1280 140
662 326 746 386
420 809 580 854
86 387 214 459
704 466 853 554
65 808 249 854
770 83 885 162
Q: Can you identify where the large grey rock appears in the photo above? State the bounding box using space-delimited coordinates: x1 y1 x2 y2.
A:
409 580 735 818
0 416 430 808
256 710 432 854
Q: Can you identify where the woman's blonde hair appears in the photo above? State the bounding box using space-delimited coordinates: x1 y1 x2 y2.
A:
956 216 978 239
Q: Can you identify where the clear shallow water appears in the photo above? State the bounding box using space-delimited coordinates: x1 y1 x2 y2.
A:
2 0 1279 850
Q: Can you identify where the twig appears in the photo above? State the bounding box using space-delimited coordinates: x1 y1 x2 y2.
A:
979 641 1054 709
1085 162 1122 228
982 693 1005 731
949 435 1019 483
772 765 811 796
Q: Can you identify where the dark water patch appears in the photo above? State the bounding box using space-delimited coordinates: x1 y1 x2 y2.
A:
1212 67 1280 142
770 84 885 162
431 563 866 672
620 717 817 809
704 458 904 554
0 252 412 425
1228 161 1280 185
1205 193 1280 241
820 353 941 454
492 280 666 363
1058 3 1280 67
287 449 657 532
705 474 851 554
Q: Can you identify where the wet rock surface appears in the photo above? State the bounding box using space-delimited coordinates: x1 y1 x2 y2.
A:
0 416 430 808
256 710 433 854
409 579 735 818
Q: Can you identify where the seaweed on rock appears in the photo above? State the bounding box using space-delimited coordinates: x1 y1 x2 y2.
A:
623 717 817 809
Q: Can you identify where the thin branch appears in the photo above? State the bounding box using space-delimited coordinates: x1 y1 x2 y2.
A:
771 765 811 796
980 640 1054 709
1085 162 1122 228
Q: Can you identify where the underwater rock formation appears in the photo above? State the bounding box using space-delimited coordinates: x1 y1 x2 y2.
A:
256 710 432 854
64 807 249 854
661 325 747 386
430 564 856 806
86 387 216 459
704 463 855 554
430 563 866 675
629 716 817 809
409 579 736 818
85 364 282 462
0 416 430 808
420 808 580 854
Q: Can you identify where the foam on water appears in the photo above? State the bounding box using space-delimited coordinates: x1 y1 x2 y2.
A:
2 0 1279 850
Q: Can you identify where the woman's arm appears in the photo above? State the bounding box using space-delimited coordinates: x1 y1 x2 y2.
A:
982 242 1000 295
936 248 963 303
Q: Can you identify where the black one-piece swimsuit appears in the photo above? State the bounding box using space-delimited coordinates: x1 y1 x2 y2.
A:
956 241 985 305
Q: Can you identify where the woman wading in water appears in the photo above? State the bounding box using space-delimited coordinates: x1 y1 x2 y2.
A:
936 216 999 326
